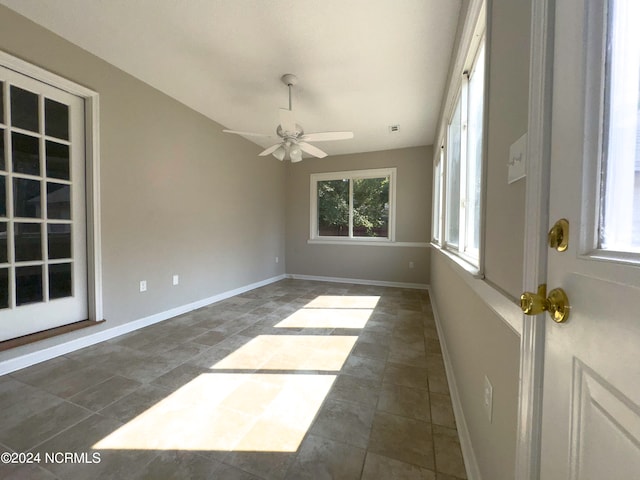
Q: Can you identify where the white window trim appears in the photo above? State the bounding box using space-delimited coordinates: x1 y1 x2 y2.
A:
432 143 445 244
0 50 103 322
444 87 468 252
462 38 486 262
580 0 640 265
310 167 397 244
431 0 486 274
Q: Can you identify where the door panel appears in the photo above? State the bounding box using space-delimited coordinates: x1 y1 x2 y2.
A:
541 0 640 477
570 359 640 480
0 65 87 341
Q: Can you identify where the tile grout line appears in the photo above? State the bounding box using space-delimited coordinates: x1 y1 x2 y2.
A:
424 316 440 478
0 281 457 480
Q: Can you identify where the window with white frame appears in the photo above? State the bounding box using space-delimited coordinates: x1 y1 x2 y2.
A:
432 18 485 267
432 144 444 243
310 168 396 242
598 0 640 253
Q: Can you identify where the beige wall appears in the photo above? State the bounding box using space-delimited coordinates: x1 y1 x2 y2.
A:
286 147 432 285
483 0 531 298
0 10 527 480
431 253 520 480
0 6 286 360
429 0 531 478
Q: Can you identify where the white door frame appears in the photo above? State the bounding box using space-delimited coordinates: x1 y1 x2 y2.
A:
0 50 103 324
514 0 555 478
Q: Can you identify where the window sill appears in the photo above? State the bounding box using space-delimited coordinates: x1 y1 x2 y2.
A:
431 242 482 277
308 239 430 248
431 242 523 335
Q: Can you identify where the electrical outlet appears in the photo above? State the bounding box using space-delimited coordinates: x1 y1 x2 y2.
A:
275 256 279 264
409 261 415 269
172 275 179 286
139 280 147 292
484 375 493 423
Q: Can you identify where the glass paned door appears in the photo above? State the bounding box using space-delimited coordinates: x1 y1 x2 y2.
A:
599 0 640 252
539 0 640 476
0 66 87 342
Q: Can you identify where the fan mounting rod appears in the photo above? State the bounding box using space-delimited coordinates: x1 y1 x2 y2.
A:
282 74 298 111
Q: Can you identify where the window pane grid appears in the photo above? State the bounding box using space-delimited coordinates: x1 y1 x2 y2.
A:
436 31 485 269
458 78 469 253
312 169 395 242
446 96 462 248
432 145 444 243
464 40 485 259
348 178 354 237
317 179 349 236
318 177 390 239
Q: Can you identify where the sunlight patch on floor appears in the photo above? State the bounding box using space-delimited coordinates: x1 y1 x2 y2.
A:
93 373 336 452
275 308 373 329
275 295 380 329
303 295 381 309
210 335 358 371
93 295 375 453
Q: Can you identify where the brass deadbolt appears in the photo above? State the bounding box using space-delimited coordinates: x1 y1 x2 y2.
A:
548 218 569 252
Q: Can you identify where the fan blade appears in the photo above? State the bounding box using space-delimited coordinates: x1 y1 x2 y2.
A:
301 131 354 142
279 108 296 133
298 141 328 158
223 129 274 138
258 143 283 156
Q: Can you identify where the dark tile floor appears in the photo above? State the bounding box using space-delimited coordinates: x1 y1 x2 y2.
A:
0 279 467 479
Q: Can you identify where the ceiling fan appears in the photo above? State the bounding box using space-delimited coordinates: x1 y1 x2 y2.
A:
223 74 354 162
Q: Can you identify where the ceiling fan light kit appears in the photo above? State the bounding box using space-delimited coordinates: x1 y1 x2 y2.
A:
273 145 286 161
223 74 353 162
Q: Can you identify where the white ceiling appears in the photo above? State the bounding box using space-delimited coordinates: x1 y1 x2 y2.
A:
1 0 462 157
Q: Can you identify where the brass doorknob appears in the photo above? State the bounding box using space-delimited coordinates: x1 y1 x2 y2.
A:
520 284 570 323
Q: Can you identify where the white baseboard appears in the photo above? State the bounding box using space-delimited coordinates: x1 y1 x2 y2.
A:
0 272 427 376
286 273 429 290
430 288 482 480
0 274 287 376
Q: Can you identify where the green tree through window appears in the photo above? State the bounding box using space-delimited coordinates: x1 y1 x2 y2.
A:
317 176 390 238
318 179 349 236
353 177 389 237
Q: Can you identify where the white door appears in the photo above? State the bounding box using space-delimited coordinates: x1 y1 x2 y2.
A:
539 0 640 478
0 65 88 341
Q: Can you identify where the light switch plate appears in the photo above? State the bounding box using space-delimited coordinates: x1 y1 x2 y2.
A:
508 132 527 184
484 375 493 423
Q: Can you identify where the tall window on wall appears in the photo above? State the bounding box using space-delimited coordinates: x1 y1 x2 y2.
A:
310 168 396 243
433 20 486 268
432 144 444 243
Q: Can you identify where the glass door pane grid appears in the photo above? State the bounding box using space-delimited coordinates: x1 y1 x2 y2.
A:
2 81 15 308
1 80 75 309
43 135 71 147
1 86 6 280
